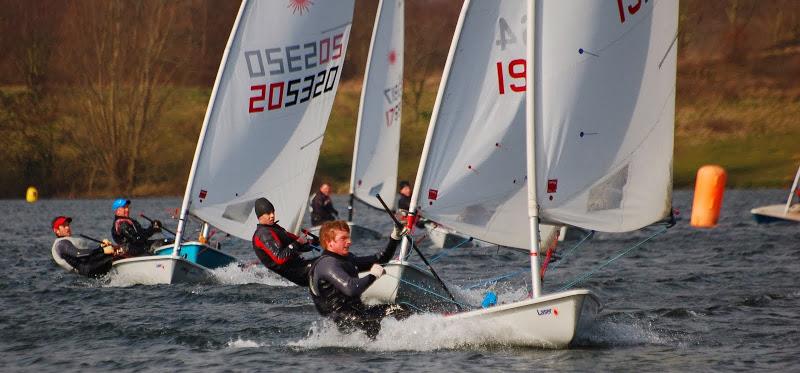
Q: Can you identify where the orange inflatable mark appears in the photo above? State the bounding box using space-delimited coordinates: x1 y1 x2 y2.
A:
690 165 727 228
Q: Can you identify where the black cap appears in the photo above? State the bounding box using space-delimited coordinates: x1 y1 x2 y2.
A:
399 180 411 189
254 198 275 217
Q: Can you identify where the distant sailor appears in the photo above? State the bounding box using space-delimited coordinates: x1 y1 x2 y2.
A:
308 220 410 339
52 216 117 277
310 183 339 226
251 198 316 286
110 198 163 256
397 180 412 213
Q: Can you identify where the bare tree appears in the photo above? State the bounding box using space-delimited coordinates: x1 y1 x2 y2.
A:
63 0 183 194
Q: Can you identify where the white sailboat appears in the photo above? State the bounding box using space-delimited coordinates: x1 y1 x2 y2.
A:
751 164 800 223
110 0 356 285
372 0 678 347
307 0 404 241
348 0 404 237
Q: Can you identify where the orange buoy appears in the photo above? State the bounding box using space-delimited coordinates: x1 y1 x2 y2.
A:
690 165 727 228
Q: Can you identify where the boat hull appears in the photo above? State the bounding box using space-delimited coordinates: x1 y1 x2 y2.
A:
750 204 800 224
110 242 238 285
446 289 600 348
361 261 459 313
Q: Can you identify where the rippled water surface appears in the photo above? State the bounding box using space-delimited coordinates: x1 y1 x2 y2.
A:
1 190 799 371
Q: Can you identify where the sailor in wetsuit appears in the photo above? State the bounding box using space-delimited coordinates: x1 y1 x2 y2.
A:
308 220 410 339
110 198 163 256
251 198 316 286
310 183 339 226
52 216 117 277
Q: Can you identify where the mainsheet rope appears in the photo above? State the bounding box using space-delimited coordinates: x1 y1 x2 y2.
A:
464 229 595 290
555 226 668 292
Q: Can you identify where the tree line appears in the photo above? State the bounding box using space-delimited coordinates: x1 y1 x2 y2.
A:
0 0 798 198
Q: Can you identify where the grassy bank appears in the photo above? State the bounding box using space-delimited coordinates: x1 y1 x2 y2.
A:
3 59 799 198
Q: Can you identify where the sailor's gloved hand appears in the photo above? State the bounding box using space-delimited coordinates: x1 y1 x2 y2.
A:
152 220 162 232
101 239 113 247
369 264 385 279
390 225 410 240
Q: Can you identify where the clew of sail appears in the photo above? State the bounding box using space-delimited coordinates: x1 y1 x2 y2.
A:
409 0 677 249
350 0 404 210
183 1 355 240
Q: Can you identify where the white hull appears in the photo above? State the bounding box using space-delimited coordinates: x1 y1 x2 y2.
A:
110 256 215 285
447 289 600 348
751 204 800 223
361 261 459 312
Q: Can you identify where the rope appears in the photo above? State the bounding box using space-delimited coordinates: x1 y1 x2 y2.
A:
555 226 668 292
547 229 594 270
429 236 473 263
465 269 527 290
382 272 474 311
465 229 595 289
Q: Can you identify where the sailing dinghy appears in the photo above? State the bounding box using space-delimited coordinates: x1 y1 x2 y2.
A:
751 164 800 223
371 0 678 347
305 0 405 241
110 0 356 284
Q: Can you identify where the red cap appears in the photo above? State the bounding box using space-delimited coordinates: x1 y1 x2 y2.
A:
51 216 72 231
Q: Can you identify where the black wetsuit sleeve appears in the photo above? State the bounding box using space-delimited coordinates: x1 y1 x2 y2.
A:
351 238 400 271
253 227 297 265
318 257 376 297
58 240 104 258
117 221 150 255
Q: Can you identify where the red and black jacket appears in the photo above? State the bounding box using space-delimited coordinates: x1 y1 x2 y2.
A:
252 223 313 286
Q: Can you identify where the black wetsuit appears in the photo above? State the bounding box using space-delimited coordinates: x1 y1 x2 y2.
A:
310 193 339 226
54 239 114 278
308 238 409 339
397 194 411 212
111 216 160 256
252 223 314 286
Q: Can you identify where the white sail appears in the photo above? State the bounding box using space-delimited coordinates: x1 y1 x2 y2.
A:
349 0 404 210
536 1 677 231
410 0 677 248
184 0 355 240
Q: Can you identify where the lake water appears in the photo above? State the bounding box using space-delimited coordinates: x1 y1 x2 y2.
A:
1 190 798 371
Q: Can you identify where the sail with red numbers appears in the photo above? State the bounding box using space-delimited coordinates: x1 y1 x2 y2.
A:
183 0 356 240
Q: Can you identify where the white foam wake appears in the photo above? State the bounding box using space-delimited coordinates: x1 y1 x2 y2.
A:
212 263 293 286
226 337 264 349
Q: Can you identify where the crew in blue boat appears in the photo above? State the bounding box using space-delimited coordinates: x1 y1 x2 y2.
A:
252 197 317 286
308 220 410 339
52 216 117 277
310 183 339 226
111 198 163 256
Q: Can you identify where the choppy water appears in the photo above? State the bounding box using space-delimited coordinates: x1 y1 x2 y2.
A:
1 190 798 371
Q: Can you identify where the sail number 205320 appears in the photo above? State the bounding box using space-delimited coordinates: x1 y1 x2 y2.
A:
246 33 345 113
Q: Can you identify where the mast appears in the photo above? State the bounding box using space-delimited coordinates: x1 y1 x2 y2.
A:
400 0 471 260
526 0 543 298
171 0 248 256
784 165 800 214
348 0 386 223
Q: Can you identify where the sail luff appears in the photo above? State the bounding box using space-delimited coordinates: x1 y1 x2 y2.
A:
171 0 248 255
526 0 542 298
400 0 472 260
